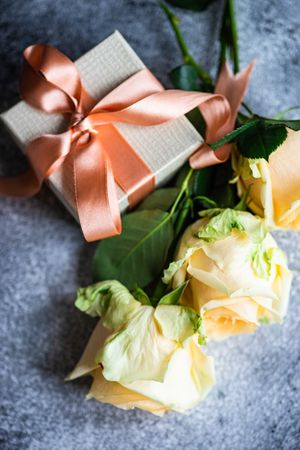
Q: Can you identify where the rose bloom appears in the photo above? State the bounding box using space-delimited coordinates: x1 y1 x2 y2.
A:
164 210 292 341
232 129 300 230
68 281 215 415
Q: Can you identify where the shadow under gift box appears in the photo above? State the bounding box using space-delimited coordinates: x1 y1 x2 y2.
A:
0 31 203 224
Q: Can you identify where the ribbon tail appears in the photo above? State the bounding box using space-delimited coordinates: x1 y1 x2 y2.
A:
190 61 255 169
0 166 41 197
0 131 72 198
26 131 72 180
215 60 255 132
73 134 122 242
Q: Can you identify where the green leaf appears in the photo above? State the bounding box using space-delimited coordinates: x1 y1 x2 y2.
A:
170 64 200 91
264 117 300 131
193 167 214 197
158 281 189 305
237 122 288 160
93 210 174 290
211 118 289 161
166 0 215 11
210 119 260 150
132 287 152 306
137 188 179 212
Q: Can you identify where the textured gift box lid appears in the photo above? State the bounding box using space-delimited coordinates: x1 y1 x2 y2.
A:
1 31 203 220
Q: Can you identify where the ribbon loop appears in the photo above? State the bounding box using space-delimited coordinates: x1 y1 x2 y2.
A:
21 44 95 115
0 44 253 241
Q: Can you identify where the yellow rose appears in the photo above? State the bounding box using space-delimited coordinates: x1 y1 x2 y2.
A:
164 209 292 341
232 129 300 230
67 281 215 415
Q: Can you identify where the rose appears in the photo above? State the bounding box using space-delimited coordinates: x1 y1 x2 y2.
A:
67 280 215 415
163 209 292 341
232 129 300 230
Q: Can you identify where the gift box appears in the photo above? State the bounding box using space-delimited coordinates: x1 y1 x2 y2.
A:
1 31 203 231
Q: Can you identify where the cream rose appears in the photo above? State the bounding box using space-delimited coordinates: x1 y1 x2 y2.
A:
164 209 292 341
67 280 215 415
232 129 300 230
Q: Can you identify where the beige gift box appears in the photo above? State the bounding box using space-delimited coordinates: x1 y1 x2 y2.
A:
1 31 203 222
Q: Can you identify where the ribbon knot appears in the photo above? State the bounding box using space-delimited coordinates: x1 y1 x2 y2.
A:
0 43 254 242
70 114 99 149
69 112 86 129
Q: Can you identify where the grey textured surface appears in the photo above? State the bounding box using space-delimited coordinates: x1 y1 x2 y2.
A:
0 1 300 449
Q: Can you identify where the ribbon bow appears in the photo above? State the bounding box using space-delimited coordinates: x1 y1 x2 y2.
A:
0 44 253 241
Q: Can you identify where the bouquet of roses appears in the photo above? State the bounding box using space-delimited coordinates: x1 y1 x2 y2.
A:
64 0 300 415
2 0 299 417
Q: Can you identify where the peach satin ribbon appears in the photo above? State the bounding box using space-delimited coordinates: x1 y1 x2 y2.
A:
0 45 253 241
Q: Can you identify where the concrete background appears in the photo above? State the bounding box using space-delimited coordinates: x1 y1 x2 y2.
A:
1 1 300 449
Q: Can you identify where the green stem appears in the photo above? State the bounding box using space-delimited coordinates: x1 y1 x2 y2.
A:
173 198 192 238
228 0 239 73
160 2 190 61
169 168 193 217
273 105 300 119
218 0 239 75
218 0 228 73
160 2 214 90
151 168 194 294
241 101 254 116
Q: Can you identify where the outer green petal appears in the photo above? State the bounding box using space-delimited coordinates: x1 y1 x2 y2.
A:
75 280 140 330
154 305 199 342
197 209 267 244
98 306 177 384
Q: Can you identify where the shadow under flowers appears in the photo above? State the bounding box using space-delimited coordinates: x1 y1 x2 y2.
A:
32 291 96 380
